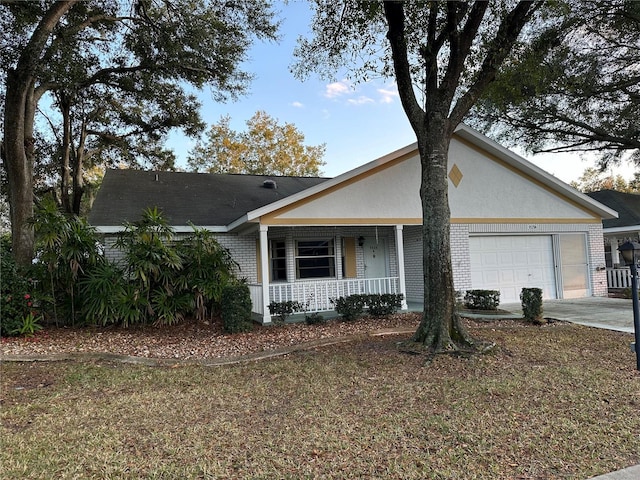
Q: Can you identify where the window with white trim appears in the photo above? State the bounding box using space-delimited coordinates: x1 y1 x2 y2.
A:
295 239 335 279
270 239 287 281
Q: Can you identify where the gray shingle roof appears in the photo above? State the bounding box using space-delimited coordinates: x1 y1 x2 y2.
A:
586 190 640 228
88 169 329 227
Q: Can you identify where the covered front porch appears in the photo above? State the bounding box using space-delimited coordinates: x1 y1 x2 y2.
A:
247 224 409 323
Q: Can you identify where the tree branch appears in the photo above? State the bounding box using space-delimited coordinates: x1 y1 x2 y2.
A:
383 0 424 133
450 1 541 127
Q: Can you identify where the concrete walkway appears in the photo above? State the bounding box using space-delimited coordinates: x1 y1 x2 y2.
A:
587 465 640 480
500 297 636 333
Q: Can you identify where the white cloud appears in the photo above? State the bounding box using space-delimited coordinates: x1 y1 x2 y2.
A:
377 86 398 104
291 101 304 108
324 80 351 99
347 96 375 106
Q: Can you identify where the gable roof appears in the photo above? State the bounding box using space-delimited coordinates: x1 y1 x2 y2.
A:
89 125 618 233
88 169 328 232
586 190 640 230
233 124 617 228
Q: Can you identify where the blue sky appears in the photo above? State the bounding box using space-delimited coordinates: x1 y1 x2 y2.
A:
169 1 635 184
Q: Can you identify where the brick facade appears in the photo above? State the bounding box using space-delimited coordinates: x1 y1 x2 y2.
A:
402 222 608 303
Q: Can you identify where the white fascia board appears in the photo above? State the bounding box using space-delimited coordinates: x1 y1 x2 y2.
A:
243 143 418 222
603 225 640 235
95 225 228 234
227 214 250 232
454 124 619 220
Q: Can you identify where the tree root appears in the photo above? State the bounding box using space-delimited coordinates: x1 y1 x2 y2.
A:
397 338 497 364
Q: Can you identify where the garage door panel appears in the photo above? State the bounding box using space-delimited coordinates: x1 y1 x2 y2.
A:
470 235 557 303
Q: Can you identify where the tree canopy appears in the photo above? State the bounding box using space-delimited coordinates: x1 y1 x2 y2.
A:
570 167 640 193
472 1 640 168
1 0 278 265
188 111 326 177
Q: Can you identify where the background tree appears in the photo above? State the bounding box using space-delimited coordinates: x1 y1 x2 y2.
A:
294 0 553 353
188 111 326 176
473 1 640 168
1 0 278 266
570 167 640 194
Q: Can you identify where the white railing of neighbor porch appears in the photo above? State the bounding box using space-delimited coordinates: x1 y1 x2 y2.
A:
267 277 400 313
607 267 634 289
248 284 264 315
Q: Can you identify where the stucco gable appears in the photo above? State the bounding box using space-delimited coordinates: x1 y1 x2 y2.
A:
257 128 615 226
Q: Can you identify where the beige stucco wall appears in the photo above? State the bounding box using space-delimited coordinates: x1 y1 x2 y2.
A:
268 137 597 224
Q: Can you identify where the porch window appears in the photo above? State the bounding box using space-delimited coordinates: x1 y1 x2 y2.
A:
270 240 287 281
295 239 335 279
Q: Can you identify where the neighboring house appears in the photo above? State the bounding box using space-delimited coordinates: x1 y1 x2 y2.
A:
89 124 617 323
585 190 640 289
585 190 640 266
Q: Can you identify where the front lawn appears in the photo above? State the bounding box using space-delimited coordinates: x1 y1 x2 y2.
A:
1 320 639 479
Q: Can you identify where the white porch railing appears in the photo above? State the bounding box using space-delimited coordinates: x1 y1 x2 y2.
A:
607 267 635 289
248 277 400 315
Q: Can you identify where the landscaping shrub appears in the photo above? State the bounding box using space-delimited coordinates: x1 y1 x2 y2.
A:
305 312 325 325
331 293 404 319
221 281 253 333
521 287 544 324
464 289 500 310
80 261 129 326
331 294 367 321
78 209 240 328
30 196 102 326
1 235 41 336
176 226 238 321
366 293 404 316
268 300 304 323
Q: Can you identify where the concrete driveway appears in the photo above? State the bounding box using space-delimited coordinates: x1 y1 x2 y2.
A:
501 297 636 333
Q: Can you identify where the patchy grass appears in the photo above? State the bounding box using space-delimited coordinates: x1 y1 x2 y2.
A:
1 321 639 479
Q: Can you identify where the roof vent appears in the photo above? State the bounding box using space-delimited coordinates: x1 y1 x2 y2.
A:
263 179 277 189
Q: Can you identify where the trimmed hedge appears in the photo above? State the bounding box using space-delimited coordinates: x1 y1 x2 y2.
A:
331 293 404 320
221 282 253 333
268 300 304 323
464 289 500 310
520 287 543 324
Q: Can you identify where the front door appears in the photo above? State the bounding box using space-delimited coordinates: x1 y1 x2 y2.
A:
363 237 388 278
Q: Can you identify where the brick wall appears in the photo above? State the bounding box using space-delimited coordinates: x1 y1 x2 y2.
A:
588 223 608 297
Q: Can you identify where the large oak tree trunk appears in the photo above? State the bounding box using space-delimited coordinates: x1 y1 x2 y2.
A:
4 70 36 267
3 1 77 265
411 119 474 351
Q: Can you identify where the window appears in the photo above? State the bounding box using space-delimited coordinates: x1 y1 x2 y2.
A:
270 240 287 281
295 239 335 279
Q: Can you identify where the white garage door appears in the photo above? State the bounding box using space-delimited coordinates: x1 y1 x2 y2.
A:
469 236 557 303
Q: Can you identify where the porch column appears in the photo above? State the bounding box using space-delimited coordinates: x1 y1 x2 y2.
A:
610 236 620 266
395 225 408 310
259 225 271 324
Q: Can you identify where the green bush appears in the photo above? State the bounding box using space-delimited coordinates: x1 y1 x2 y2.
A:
1 235 41 337
520 288 544 324
78 209 240 328
366 293 404 316
464 290 500 310
221 282 253 333
30 196 102 326
268 300 303 323
305 312 325 325
331 294 367 321
176 226 238 322
80 261 128 326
